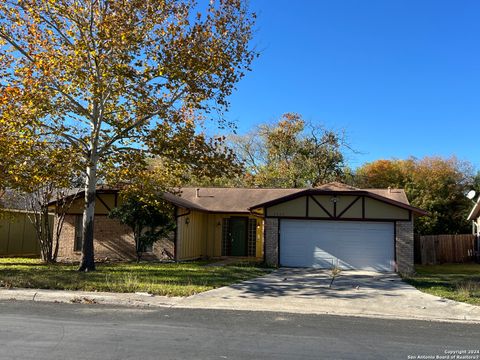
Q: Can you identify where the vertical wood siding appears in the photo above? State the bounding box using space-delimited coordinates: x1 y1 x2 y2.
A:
0 212 42 256
176 210 264 260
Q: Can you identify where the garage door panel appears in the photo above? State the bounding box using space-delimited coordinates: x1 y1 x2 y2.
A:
280 220 394 271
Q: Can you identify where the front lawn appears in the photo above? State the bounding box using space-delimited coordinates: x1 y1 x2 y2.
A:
0 258 269 297
403 264 480 305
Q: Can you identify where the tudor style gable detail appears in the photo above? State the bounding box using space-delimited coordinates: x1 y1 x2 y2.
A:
264 194 413 221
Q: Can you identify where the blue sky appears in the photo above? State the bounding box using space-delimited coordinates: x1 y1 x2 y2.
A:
223 0 480 170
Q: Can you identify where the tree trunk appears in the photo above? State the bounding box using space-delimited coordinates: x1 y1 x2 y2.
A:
53 212 62 262
78 163 97 271
43 205 53 262
135 225 141 263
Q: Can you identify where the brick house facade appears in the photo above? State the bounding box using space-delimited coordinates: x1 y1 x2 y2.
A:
56 215 174 262
53 183 426 273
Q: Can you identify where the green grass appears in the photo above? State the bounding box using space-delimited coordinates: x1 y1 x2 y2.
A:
403 264 480 305
0 258 269 297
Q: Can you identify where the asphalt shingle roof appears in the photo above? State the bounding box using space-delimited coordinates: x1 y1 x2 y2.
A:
178 182 414 213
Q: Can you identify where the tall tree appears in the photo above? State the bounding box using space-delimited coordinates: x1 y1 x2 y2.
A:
0 121 82 262
354 157 475 235
0 0 256 271
230 113 348 188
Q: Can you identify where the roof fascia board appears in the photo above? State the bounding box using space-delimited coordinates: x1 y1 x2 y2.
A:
249 189 428 216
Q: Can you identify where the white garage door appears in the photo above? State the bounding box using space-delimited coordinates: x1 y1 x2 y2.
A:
280 220 394 272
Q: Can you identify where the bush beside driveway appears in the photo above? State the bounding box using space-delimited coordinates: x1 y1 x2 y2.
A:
0 258 269 297
403 264 480 305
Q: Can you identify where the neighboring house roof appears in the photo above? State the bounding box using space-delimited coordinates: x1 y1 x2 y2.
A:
467 197 480 221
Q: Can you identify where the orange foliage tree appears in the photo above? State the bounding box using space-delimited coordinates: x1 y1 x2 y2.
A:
355 157 475 234
0 0 256 270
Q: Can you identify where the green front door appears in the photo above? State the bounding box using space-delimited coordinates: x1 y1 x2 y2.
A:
230 217 247 256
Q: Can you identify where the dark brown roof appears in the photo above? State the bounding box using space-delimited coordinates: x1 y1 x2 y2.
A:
177 182 427 215
314 182 410 205
163 192 208 212
315 182 360 191
46 182 426 216
178 187 303 213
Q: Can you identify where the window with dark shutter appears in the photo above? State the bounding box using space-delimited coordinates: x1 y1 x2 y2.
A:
74 215 83 252
247 219 257 257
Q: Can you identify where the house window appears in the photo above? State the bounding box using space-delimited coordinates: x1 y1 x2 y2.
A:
140 243 153 253
248 219 257 257
74 215 83 252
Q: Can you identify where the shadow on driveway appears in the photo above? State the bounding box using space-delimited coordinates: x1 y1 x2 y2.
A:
208 268 410 300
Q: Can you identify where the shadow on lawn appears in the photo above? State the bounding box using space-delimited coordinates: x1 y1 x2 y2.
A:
0 263 267 290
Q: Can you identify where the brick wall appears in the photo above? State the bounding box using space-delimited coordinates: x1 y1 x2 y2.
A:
396 220 414 274
56 215 174 262
264 218 279 267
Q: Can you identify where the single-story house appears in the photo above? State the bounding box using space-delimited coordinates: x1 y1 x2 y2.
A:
0 191 41 257
55 182 427 274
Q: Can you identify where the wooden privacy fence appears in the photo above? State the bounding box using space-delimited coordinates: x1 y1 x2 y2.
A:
415 234 477 265
0 211 41 257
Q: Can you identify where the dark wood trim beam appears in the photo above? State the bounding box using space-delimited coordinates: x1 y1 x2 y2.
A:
306 195 309 217
362 196 365 219
337 196 361 218
265 216 399 222
309 195 333 218
96 194 112 212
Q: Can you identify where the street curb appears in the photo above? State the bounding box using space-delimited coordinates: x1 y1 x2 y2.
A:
1 287 480 324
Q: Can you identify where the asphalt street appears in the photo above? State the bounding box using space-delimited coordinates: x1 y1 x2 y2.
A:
0 300 479 360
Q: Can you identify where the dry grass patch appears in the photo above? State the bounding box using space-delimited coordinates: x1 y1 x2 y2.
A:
403 264 480 305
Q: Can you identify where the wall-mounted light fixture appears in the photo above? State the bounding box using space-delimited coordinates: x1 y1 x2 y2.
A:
185 217 190 225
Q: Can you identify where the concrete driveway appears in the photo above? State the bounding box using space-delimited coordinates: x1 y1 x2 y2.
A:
178 268 480 323
2 268 480 323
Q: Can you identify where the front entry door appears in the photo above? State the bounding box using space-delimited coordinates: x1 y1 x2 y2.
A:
230 217 247 256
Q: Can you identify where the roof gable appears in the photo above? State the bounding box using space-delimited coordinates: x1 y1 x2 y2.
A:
248 187 427 216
